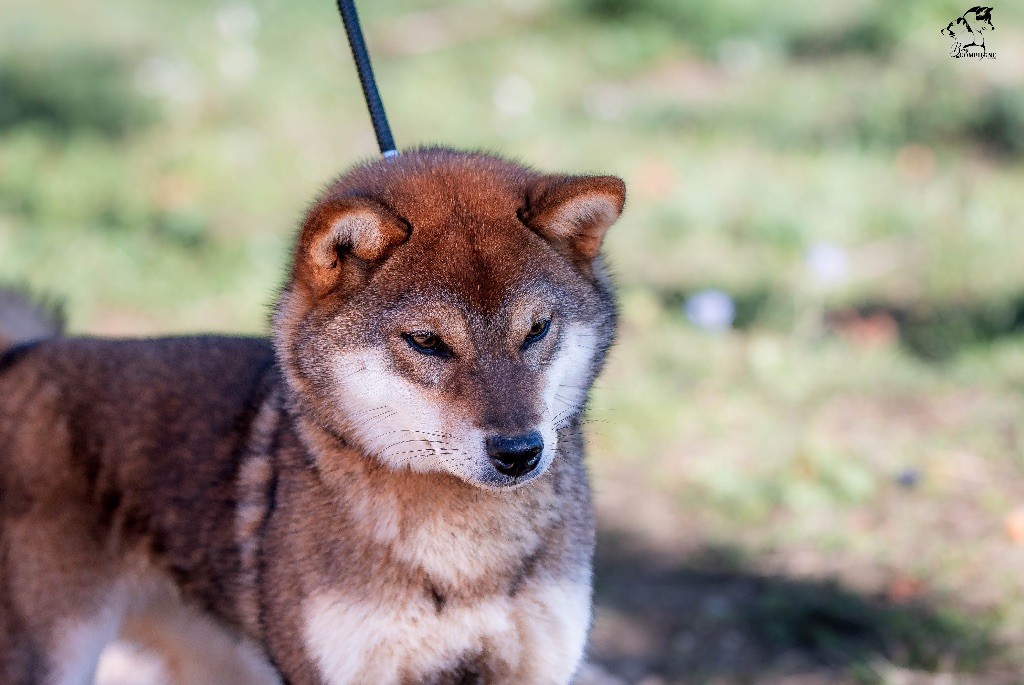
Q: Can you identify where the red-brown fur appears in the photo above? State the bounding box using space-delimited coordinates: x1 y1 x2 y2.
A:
0 148 625 684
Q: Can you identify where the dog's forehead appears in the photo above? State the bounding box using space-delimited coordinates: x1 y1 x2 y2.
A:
394 169 524 219
375 183 572 308
376 269 560 325
331 150 591 315
401 219 570 313
343 151 535 223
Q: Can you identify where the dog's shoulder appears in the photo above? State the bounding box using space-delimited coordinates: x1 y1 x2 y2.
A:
1 335 273 401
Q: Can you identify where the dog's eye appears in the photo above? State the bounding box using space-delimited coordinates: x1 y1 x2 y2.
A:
522 319 551 348
403 332 452 358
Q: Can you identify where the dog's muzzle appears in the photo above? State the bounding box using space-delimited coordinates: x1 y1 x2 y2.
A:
485 431 543 478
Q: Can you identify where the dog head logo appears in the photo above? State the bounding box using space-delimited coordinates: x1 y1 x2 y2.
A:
274 149 624 489
942 6 996 59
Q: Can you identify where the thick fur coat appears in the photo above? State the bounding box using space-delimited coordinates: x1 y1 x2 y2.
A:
0 148 625 685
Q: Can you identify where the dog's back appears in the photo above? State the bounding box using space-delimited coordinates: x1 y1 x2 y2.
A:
0 300 276 678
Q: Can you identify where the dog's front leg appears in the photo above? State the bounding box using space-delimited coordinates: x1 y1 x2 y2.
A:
505 577 593 685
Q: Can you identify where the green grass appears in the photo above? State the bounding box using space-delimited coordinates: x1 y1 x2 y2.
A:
2 0 1023 681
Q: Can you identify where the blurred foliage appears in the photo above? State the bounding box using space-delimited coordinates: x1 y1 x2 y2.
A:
565 0 1024 158
969 88 1024 158
569 0 908 56
0 48 155 139
752 580 997 671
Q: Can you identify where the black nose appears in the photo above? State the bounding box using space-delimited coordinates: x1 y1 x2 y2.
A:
486 431 543 477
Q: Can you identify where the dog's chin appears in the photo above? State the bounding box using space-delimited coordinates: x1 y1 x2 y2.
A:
470 471 543 491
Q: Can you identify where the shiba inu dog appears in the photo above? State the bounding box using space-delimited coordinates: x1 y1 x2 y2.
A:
0 148 625 684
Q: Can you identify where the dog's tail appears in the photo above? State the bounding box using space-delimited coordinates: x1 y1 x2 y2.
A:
0 286 65 355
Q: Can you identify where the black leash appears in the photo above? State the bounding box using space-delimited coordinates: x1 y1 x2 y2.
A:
335 0 398 158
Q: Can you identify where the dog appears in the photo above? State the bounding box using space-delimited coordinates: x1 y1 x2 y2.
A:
0 147 626 685
942 6 994 57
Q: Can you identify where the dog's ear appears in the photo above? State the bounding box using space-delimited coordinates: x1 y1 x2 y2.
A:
521 175 626 264
295 196 409 293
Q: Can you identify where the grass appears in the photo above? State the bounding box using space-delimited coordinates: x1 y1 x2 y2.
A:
1 0 1023 682
593 537 1006 682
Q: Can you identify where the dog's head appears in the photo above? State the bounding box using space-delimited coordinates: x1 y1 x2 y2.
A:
275 149 624 489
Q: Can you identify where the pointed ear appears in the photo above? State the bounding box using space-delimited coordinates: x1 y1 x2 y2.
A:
295 196 409 293
521 175 626 263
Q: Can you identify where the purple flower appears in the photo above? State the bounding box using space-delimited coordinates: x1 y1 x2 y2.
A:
805 242 848 285
684 289 735 332
895 468 921 489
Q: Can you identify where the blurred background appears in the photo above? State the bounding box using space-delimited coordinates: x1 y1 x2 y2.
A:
2 0 1023 682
